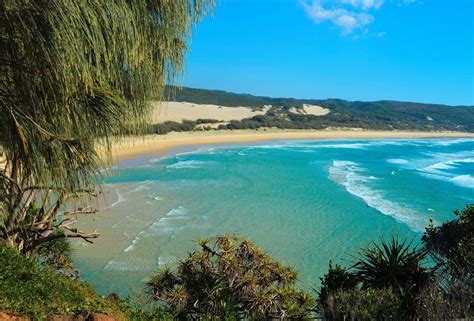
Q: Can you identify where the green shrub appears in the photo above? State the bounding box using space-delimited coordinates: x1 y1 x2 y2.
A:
145 235 314 319
317 262 358 315
323 288 401 320
0 244 127 320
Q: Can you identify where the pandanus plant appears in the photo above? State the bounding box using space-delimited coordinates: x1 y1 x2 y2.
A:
353 235 431 319
354 236 429 292
146 235 314 319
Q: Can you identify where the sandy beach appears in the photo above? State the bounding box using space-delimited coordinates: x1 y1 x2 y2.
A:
107 129 474 162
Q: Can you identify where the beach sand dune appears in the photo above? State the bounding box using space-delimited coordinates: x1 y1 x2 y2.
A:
290 104 330 116
151 101 270 123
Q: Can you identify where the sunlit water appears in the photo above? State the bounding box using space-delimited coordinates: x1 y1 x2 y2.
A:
73 138 474 296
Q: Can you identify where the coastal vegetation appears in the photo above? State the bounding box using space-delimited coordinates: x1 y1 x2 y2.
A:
0 1 472 320
159 86 474 133
141 206 473 320
1 205 472 319
146 236 313 319
0 0 213 253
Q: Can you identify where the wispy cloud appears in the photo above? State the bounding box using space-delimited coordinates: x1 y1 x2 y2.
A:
302 0 415 36
338 0 385 10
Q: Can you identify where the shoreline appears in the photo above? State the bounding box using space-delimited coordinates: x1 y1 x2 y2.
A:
106 129 474 163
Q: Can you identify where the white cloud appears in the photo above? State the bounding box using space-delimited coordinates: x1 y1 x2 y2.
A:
302 0 376 35
338 0 385 10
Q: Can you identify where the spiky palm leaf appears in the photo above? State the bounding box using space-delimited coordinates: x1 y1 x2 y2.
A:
146 235 313 319
355 236 429 291
0 0 214 253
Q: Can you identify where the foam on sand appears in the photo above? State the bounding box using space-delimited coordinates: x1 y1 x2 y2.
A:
329 160 427 232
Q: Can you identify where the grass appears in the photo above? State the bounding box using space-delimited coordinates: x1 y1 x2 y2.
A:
0 244 167 320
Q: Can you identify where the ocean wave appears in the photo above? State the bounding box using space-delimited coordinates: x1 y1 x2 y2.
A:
387 158 409 165
157 256 178 266
167 160 215 169
451 175 474 188
166 207 188 216
104 257 152 271
386 148 474 189
152 195 163 201
123 231 146 252
123 206 189 252
130 185 150 193
329 160 426 232
102 188 125 210
431 138 474 146
315 143 369 149
254 140 414 152
420 173 474 189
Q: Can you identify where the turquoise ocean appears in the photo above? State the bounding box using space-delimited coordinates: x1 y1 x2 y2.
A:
73 138 474 296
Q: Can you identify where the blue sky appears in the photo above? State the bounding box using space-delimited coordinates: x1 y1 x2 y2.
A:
181 0 473 105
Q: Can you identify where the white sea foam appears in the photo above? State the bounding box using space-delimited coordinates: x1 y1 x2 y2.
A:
317 143 369 149
387 158 409 165
255 140 414 152
167 160 215 169
104 257 152 271
123 207 189 252
418 154 474 188
123 231 146 252
157 256 178 266
166 207 188 216
432 138 474 146
386 148 474 189
130 185 150 193
148 154 172 164
238 150 247 156
451 175 474 189
329 160 426 232
102 188 125 210
423 161 456 173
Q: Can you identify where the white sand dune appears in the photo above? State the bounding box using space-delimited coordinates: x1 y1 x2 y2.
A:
153 101 330 124
151 101 270 123
290 104 330 116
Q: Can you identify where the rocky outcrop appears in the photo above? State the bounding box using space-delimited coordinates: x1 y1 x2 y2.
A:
0 312 29 321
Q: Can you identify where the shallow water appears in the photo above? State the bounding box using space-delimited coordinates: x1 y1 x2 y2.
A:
73 138 474 296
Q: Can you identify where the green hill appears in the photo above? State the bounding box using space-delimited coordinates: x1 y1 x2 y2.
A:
163 86 474 132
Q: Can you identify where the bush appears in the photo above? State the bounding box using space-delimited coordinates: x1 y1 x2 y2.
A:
422 204 474 318
0 244 128 320
323 288 401 320
423 205 474 277
317 262 357 315
145 235 314 319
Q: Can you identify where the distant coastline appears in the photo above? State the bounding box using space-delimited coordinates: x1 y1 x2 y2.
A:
106 129 474 163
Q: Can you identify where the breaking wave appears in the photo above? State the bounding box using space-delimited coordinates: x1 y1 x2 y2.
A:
329 160 427 232
167 160 215 169
123 207 189 253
